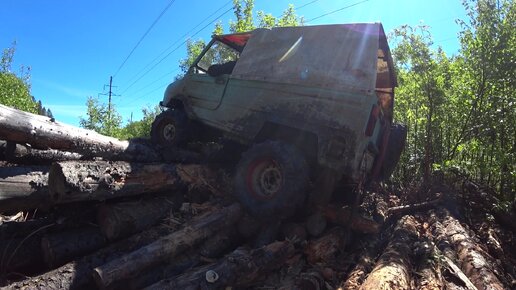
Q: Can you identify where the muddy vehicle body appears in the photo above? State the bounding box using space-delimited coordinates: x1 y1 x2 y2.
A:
153 23 406 217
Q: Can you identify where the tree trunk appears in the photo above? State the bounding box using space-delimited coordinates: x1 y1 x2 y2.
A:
48 161 186 203
4 142 82 164
144 241 295 290
96 195 181 241
433 208 506 290
0 104 159 162
359 215 418 290
41 227 107 268
92 203 242 289
0 166 50 213
3 223 178 290
320 205 380 234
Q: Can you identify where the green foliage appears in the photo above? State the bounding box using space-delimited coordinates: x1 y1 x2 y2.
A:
1 43 54 117
0 43 37 114
79 96 122 137
79 96 160 140
119 106 161 139
391 0 515 200
179 0 303 72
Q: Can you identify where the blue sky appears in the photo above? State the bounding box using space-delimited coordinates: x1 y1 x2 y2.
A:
1 0 467 126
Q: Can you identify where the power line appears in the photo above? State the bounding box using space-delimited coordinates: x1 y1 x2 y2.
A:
125 70 179 106
121 6 233 96
305 0 370 23
298 0 321 10
120 0 233 93
113 0 178 77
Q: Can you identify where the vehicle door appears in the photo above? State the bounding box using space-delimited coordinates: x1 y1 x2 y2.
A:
184 40 238 110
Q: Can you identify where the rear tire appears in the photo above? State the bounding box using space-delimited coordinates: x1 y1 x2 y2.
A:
380 123 407 180
150 109 189 146
234 141 309 219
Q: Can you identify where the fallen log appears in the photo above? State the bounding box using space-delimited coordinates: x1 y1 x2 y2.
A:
3 223 179 290
320 205 380 234
434 208 506 290
0 234 44 274
4 142 82 164
340 239 381 290
415 241 444 290
93 203 242 289
41 227 107 268
144 240 295 290
281 222 307 241
0 104 159 161
117 229 240 290
359 215 419 290
387 198 442 217
0 140 5 160
97 195 181 241
0 166 50 213
48 161 186 203
304 228 344 264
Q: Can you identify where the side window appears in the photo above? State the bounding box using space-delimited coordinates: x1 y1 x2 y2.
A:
196 41 239 76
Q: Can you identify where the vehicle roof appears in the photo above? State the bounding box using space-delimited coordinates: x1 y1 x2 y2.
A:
214 23 397 91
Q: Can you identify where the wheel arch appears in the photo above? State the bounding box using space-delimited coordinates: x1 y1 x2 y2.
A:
253 122 319 167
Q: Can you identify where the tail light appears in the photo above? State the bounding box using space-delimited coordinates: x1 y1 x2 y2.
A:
365 105 380 136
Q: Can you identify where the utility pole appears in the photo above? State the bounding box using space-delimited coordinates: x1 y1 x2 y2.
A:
99 76 120 133
100 76 119 118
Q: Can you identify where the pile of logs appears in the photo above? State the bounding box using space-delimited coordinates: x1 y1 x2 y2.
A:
1 104 515 290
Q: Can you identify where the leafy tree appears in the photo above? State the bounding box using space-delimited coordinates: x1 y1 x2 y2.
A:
79 96 122 137
179 0 303 73
119 106 161 139
391 0 514 200
0 43 38 114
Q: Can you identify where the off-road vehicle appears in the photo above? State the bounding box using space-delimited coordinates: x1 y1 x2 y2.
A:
152 23 406 217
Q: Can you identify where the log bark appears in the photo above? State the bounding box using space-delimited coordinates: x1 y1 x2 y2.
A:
0 166 50 213
359 215 419 290
320 205 380 234
3 223 178 290
304 228 344 264
0 104 159 161
340 239 381 290
117 229 240 290
93 203 242 289
4 142 82 164
41 227 107 268
433 208 506 290
96 195 181 241
144 241 295 290
48 161 186 203
415 241 444 290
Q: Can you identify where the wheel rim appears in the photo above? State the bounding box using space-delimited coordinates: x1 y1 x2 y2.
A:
246 158 283 199
162 123 176 141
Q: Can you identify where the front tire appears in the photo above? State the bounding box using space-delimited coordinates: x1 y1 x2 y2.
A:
150 109 188 146
234 141 309 219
